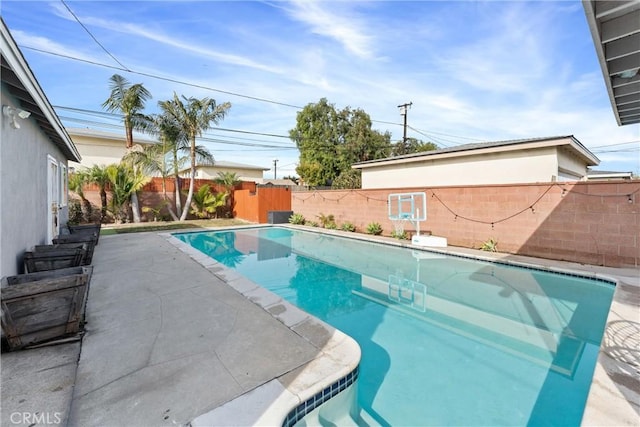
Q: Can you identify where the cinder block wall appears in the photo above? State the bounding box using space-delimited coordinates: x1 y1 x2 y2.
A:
291 181 639 267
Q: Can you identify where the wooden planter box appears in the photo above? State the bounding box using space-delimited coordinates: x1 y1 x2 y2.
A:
3 265 94 325
23 248 85 273
1 272 90 350
53 234 97 265
35 242 92 266
68 223 101 245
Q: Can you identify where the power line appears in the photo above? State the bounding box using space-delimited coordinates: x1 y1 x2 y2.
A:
60 0 130 71
592 147 640 153
410 126 485 141
59 115 297 149
25 46 487 145
21 45 303 109
589 140 640 149
55 105 293 140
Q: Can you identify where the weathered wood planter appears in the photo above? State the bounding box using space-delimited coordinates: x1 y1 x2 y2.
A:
68 223 101 245
23 248 85 273
35 242 92 266
1 271 90 350
53 233 97 264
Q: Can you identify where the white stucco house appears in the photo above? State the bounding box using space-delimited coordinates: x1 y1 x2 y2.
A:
1 18 81 277
66 127 155 171
353 136 600 189
67 127 269 181
181 161 269 182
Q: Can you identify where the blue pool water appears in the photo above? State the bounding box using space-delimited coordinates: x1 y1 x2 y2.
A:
175 227 615 426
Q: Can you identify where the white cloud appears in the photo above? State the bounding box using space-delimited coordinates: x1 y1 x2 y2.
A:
280 0 376 59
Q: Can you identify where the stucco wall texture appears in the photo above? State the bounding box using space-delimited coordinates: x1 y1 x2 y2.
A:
291 181 640 268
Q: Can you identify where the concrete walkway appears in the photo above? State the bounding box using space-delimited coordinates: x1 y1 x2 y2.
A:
2 231 359 427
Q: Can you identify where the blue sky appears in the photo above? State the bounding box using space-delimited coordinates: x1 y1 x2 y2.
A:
2 0 639 177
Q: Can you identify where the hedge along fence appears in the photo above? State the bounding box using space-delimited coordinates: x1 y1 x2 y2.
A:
291 180 640 268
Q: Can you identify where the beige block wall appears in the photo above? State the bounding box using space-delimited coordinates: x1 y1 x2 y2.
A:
291 181 640 268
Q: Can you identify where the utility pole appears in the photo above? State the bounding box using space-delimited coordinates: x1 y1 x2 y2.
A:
273 158 278 179
397 102 412 144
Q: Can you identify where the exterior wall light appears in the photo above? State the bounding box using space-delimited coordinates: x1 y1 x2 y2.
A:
2 105 31 129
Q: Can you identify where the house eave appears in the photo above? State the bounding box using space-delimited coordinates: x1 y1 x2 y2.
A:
353 136 599 169
582 0 640 126
1 18 81 162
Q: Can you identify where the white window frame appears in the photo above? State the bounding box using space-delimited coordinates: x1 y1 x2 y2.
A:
60 163 68 207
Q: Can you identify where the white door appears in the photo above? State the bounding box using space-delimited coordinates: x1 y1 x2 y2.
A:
47 156 59 242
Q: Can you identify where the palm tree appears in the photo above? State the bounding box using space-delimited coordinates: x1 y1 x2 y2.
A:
148 108 215 220
215 171 241 218
158 93 231 221
68 169 92 222
105 163 150 223
102 74 152 149
102 74 152 222
189 184 227 219
122 142 180 221
87 165 111 223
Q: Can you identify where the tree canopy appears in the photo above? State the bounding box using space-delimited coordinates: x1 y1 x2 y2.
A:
289 98 437 188
391 137 439 156
289 98 391 187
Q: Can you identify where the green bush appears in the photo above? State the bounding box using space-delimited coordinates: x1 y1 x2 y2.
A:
307 221 319 227
68 198 83 225
317 213 335 228
480 238 498 252
391 230 409 240
289 213 306 225
325 222 338 230
341 222 356 232
366 222 383 235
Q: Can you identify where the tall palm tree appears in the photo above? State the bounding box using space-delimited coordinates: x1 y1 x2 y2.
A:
158 93 231 221
139 112 216 220
102 74 152 148
102 74 152 222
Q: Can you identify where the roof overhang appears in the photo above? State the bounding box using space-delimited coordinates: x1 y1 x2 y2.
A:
583 0 640 126
1 18 81 162
354 136 600 169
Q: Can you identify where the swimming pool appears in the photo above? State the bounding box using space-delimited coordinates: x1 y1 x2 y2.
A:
174 227 615 426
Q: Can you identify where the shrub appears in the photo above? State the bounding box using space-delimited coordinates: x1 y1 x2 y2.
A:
366 222 383 235
325 222 338 230
480 238 498 252
341 222 356 232
391 230 409 240
317 213 335 228
68 198 83 225
289 213 306 225
307 221 319 227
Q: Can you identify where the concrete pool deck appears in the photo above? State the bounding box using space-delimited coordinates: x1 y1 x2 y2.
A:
1 225 638 426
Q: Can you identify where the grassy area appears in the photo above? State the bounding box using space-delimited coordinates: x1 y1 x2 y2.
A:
100 219 250 236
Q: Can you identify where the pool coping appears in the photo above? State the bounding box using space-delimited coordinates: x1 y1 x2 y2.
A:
167 224 639 426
